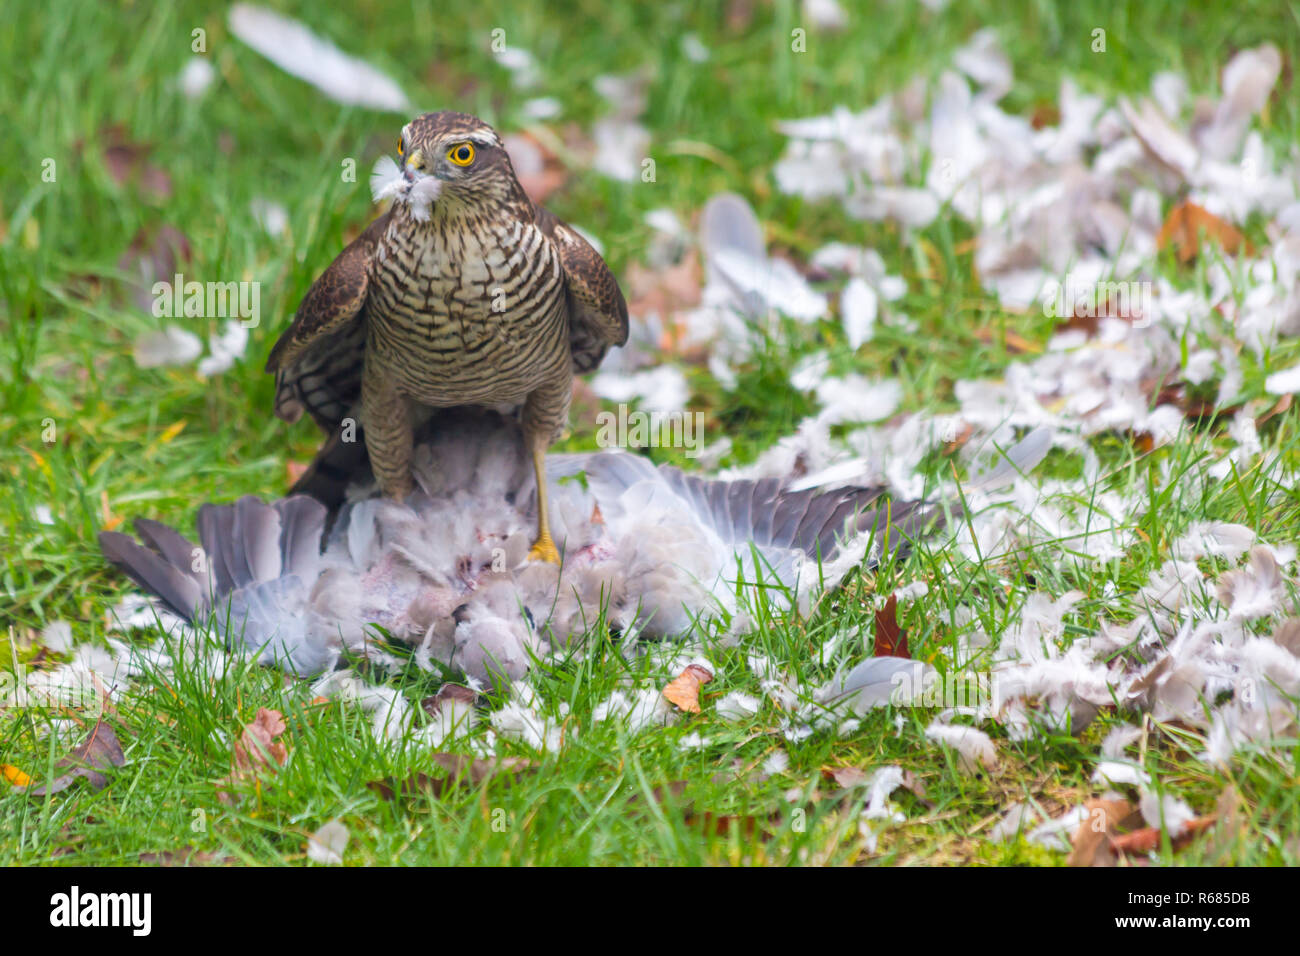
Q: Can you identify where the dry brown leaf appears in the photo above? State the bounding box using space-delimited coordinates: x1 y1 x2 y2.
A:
1110 814 1217 855
1256 392 1293 427
974 326 1041 354
662 664 714 713
942 421 974 456
1157 200 1252 263
822 765 870 788
217 707 288 802
872 593 909 658
99 125 172 201
1030 101 1062 130
15 719 127 797
1068 797 1142 867
234 708 288 771
1003 330 1041 354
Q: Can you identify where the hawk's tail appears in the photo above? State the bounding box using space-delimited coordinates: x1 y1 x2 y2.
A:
289 423 370 510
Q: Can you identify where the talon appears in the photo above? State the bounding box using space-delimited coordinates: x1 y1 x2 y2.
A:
527 534 561 564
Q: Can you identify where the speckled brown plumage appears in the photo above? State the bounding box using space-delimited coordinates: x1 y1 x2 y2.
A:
266 111 628 561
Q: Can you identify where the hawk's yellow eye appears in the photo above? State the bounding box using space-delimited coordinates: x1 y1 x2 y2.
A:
448 143 475 166
397 138 404 157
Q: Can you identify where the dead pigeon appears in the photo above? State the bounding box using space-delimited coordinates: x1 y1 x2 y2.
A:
100 409 941 685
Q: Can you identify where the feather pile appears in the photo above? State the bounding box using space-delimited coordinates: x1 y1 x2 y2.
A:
747 34 1300 776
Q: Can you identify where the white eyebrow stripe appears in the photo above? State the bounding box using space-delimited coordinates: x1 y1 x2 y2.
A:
465 130 501 146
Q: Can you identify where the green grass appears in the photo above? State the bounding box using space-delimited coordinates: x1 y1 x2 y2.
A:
2 0 1299 865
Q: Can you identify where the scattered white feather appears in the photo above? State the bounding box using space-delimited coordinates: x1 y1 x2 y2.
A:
814 375 901 425
1139 791 1198 838
520 97 562 121
250 198 289 237
989 802 1045 842
591 119 649 182
1265 362 1300 395
715 692 762 722
197 320 249 377
134 326 202 369
840 278 877 349
862 766 907 823
589 365 689 414
40 620 74 654
761 749 790 775
1027 805 1088 849
369 155 404 203
495 47 540 89
803 0 848 30
924 721 998 772
680 33 711 63
228 4 410 112
1171 522 1255 562
178 57 216 100
307 820 349 865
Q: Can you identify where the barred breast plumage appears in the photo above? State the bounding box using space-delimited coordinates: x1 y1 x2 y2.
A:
367 205 568 411
265 110 629 564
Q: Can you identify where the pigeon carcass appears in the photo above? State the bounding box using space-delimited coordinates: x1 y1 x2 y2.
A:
98 408 967 685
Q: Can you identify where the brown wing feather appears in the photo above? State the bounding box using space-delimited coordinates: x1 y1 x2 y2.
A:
533 204 629 374
266 212 390 426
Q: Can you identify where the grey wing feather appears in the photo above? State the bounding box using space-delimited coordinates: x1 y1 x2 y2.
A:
99 496 334 676
275 496 326 580
562 448 927 564
658 463 909 561
197 503 239 594
98 531 204 620
769 489 816 549
234 496 282 583
133 518 205 591
748 478 782 544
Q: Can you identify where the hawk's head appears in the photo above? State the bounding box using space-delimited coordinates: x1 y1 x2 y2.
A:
370 111 524 221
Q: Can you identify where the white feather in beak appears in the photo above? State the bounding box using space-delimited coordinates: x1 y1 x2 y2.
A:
370 155 403 203
405 175 442 222
369 155 443 221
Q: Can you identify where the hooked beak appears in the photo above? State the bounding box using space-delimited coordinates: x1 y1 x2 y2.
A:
403 149 424 183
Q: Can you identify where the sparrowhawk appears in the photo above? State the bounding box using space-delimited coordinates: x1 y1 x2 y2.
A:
265 111 629 564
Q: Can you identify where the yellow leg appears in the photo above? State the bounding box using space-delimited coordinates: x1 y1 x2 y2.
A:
526 445 560 564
